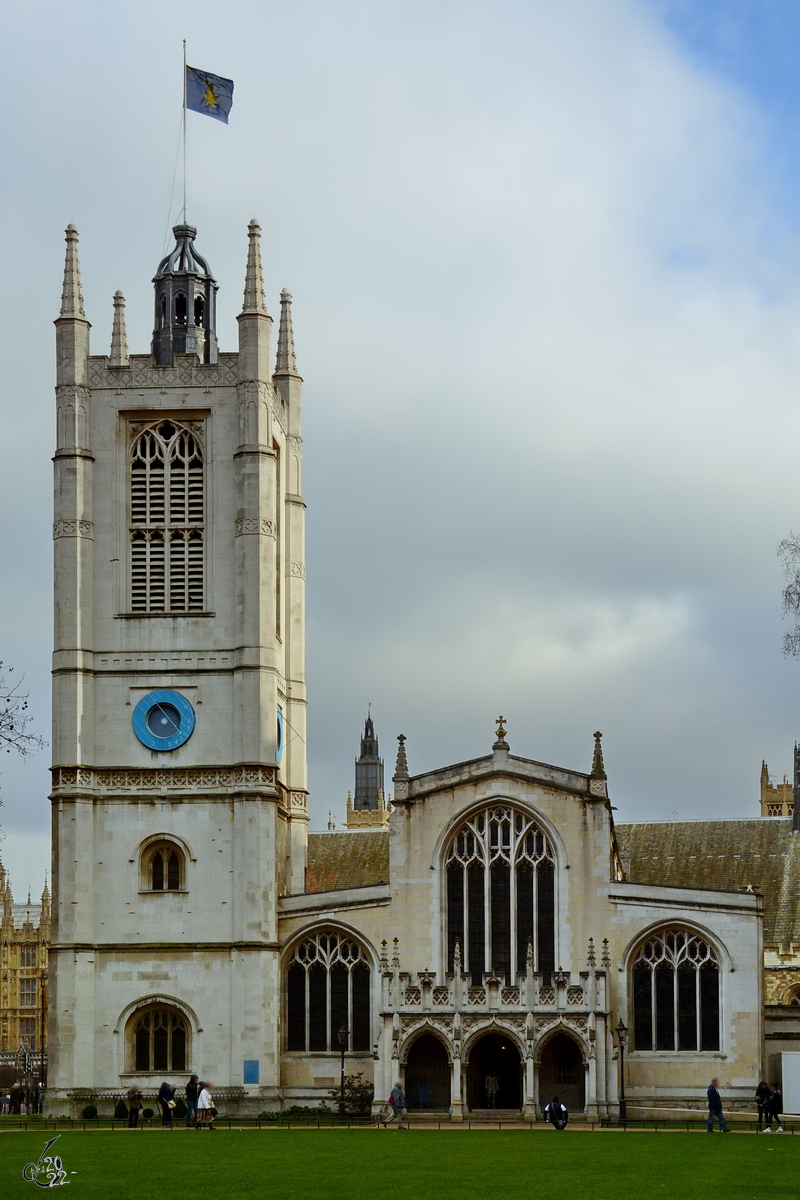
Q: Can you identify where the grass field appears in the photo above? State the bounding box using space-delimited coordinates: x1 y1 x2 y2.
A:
2 1128 798 1199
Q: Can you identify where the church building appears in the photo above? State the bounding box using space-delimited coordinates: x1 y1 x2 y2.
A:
49 221 765 1119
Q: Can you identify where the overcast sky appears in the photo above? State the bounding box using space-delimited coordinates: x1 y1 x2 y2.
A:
3 0 800 895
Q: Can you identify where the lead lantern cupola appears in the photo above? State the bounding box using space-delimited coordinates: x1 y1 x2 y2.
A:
151 224 219 365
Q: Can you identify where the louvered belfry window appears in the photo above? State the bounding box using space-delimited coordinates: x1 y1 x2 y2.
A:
130 420 204 612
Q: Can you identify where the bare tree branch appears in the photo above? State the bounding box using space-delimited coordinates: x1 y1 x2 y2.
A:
0 662 46 758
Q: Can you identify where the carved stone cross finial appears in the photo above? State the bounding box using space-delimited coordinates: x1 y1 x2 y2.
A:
493 716 509 751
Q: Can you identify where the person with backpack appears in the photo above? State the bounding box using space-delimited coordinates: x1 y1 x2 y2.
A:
544 1095 569 1130
383 1081 407 1128
763 1083 783 1133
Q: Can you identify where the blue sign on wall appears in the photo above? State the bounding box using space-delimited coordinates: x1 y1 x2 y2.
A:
243 1059 259 1085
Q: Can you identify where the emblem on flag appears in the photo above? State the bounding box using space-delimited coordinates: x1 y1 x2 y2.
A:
186 66 234 124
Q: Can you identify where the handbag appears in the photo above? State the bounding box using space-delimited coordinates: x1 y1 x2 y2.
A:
166 1100 177 1110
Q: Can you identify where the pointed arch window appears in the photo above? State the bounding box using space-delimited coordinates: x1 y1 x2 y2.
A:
141 840 186 892
129 1005 189 1072
285 931 371 1053
130 420 204 612
444 806 555 985
631 929 720 1052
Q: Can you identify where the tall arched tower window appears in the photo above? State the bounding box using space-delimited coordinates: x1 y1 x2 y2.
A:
285 931 371 1053
631 929 720 1052
445 805 555 984
130 420 204 612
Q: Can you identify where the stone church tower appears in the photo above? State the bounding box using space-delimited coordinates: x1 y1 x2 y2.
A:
49 220 307 1112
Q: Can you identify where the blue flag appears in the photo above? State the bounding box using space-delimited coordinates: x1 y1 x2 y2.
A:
186 65 234 124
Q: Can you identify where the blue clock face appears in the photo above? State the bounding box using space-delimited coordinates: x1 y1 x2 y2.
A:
133 690 195 751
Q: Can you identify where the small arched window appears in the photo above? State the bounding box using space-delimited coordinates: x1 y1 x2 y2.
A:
286 931 371 1053
194 295 205 326
175 294 187 325
631 929 720 1052
160 295 167 328
787 990 800 1008
142 841 185 891
444 806 555 984
130 1005 188 1072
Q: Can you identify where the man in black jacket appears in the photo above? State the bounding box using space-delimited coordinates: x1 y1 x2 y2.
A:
706 1078 728 1132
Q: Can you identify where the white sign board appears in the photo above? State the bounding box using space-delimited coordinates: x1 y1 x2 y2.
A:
781 1052 800 1115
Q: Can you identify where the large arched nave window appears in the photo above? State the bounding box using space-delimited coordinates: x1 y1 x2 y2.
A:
631 929 720 1052
444 805 556 984
286 930 371 1053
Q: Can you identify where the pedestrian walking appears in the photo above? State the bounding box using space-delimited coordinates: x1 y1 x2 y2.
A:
485 1073 499 1108
197 1081 216 1130
755 1081 770 1131
544 1095 569 1130
764 1083 783 1133
185 1074 200 1128
706 1078 728 1132
127 1086 143 1128
158 1080 176 1129
383 1081 407 1128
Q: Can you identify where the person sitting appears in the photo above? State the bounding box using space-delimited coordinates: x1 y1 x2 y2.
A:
544 1095 569 1130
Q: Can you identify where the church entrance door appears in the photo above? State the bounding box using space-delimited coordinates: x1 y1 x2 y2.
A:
405 1033 450 1111
538 1032 584 1114
467 1032 522 1111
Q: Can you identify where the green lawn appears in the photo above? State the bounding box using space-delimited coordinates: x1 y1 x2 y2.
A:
2 1128 797 1199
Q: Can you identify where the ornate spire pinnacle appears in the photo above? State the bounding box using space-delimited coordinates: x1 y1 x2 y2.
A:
393 734 409 781
275 288 299 375
109 290 129 367
591 731 607 780
59 224 86 319
493 715 509 751
241 219 267 315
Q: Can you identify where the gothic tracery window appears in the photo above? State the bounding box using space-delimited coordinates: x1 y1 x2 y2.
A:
130 420 204 613
131 1006 188 1072
286 932 371 1053
142 841 185 891
445 805 556 984
632 929 720 1052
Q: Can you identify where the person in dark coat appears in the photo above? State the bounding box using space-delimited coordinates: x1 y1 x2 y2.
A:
185 1075 200 1128
706 1078 728 1132
127 1087 143 1129
158 1081 176 1129
544 1095 569 1130
764 1083 783 1133
755 1081 770 1131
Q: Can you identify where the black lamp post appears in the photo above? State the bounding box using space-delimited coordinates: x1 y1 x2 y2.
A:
614 1018 628 1124
337 1024 349 1120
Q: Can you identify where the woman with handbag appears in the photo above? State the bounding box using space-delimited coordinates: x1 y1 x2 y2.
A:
158 1081 176 1129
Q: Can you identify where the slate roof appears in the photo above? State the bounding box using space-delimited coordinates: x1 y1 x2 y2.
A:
616 819 800 946
306 830 390 893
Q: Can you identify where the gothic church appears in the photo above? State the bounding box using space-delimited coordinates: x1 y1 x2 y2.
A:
49 222 764 1119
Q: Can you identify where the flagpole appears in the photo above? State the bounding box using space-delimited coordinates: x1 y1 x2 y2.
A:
182 39 187 222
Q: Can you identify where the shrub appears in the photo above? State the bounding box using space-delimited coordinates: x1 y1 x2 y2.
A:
174 1096 187 1118
257 1103 332 1121
81 1105 97 1120
142 1107 154 1119
114 1099 128 1119
328 1073 375 1115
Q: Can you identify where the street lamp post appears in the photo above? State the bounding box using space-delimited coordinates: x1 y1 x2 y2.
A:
614 1018 628 1124
337 1024 349 1121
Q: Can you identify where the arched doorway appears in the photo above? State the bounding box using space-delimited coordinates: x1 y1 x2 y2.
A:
405 1033 450 1111
467 1032 522 1111
538 1032 584 1114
